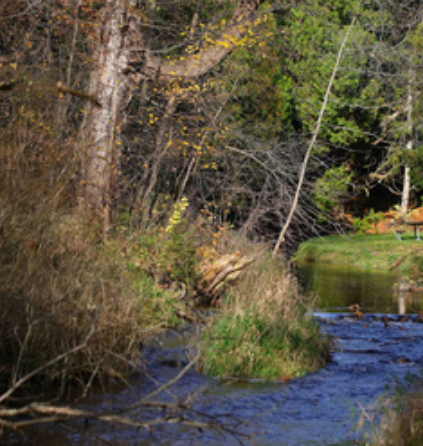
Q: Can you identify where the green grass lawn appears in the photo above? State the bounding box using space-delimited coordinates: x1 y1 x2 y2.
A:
295 232 423 273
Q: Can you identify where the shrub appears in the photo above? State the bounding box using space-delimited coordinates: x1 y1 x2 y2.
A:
0 121 148 396
313 164 352 222
117 198 199 290
352 208 385 234
0 202 146 394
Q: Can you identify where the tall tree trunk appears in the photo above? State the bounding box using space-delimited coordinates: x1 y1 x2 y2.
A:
401 78 413 218
81 0 141 230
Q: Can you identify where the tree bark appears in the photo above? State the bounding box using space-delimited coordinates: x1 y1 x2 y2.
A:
81 0 145 222
82 1 124 215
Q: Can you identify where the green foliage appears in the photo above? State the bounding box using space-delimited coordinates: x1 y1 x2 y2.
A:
220 13 294 138
407 145 423 192
119 198 199 288
352 208 385 234
313 164 352 220
278 0 373 146
130 272 186 327
366 9 423 195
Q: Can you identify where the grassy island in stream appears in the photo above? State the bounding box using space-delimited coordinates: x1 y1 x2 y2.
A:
295 233 423 274
199 251 331 380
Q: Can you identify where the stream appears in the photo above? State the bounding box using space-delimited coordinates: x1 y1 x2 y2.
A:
6 264 423 446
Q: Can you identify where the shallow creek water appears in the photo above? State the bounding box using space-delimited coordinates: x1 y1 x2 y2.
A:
7 264 423 446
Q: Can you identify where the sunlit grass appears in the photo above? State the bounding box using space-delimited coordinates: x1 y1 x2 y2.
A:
295 233 423 273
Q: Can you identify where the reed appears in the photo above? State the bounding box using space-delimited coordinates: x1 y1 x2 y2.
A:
365 390 423 446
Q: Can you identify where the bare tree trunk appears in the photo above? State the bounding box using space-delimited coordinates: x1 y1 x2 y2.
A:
401 77 413 218
82 0 144 232
402 165 411 216
272 14 357 255
82 1 124 217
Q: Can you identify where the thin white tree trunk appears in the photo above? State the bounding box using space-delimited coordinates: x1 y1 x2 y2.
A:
272 15 357 255
402 164 411 217
401 81 413 218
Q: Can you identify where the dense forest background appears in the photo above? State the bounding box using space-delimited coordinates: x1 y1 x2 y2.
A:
1 0 423 250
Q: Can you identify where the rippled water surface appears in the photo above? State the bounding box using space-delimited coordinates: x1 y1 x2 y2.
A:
6 264 423 446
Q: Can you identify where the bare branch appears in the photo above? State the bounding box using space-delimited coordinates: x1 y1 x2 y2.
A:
0 325 95 405
0 80 102 106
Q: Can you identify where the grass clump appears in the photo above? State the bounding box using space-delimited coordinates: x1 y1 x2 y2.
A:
199 250 331 380
366 389 423 446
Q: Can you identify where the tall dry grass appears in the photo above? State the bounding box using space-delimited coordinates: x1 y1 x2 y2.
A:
0 114 146 399
365 390 423 446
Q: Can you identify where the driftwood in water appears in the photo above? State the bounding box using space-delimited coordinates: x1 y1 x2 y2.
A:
196 253 254 304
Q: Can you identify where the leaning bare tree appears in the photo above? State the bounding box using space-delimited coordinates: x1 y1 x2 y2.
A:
273 10 357 254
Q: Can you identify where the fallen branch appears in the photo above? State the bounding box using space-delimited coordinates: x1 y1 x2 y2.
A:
197 253 255 303
0 325 95 405
0 350 254 445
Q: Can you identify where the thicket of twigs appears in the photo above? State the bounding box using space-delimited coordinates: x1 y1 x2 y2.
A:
0 106 148 402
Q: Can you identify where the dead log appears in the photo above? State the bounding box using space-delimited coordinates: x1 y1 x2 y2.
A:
196 253 254 304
